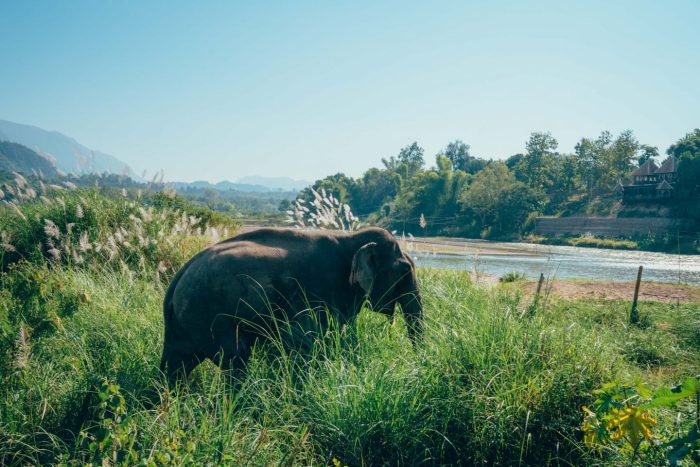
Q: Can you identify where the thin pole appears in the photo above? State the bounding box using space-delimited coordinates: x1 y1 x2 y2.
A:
678 229 681 285
630 266 643 325
528 273 545 317
535 273 545 298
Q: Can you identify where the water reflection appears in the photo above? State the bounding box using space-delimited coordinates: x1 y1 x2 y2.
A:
412 241 700 286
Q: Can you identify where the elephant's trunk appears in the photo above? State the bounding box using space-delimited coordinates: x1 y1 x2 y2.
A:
398 289 423 345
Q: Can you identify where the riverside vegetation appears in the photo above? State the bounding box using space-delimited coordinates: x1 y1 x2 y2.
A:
0 173 699 465
291 129 700 253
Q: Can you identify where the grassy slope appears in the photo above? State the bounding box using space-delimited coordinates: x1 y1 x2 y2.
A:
1 263 698 465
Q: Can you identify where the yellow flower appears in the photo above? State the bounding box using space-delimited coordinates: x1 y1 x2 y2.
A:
581 406 601 448
605 406 657 448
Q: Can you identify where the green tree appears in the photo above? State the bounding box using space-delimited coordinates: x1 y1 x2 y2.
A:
494 182 543 236
398 142 425 170
667 128 700 160
514 132 558 192
637 144 659 166
352 168 401 217
297 173 356 205
440 140 488 174
574 138 596 199
383 142 425 178
667 129 700 216
442 140 471 171
461 163 541 238
575 131 613 197
391 155 468 233
548 153 581 209
433 155 469 220
609 130 640 183
505 153 524 170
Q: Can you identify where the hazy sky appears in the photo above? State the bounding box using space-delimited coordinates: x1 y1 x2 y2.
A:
1 1 699 182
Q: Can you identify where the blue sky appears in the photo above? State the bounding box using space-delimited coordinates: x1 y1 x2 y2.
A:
1 1 699 182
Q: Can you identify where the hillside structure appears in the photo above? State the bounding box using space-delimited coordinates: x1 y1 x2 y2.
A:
614 156 677 203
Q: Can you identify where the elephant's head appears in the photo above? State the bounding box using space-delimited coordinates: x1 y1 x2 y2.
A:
350 239 423 344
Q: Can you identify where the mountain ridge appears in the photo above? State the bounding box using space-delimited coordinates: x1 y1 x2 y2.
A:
0 119 138 178
171 176 308 193
236 176 310 191
0 120 311 191
0 141 60 178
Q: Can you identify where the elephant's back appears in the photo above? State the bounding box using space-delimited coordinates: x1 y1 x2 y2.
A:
172 236 330 310
170 234 343 340
176 240 293 293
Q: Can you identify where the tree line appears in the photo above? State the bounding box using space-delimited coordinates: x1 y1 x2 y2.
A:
287 129 700 239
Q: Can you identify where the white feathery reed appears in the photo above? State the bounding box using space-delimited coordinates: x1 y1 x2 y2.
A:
1 231 15 252
43 219 61 239
10 202 27 221
15 326 31 369
288 189 361 231
47 247 61 261
78 232 91 252
13 172 27 188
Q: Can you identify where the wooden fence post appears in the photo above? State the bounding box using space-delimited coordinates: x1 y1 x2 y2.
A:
535 273 545 299
630 266 643 325
528 273 545 317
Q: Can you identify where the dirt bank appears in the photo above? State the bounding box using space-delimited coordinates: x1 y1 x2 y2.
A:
520 280 700 304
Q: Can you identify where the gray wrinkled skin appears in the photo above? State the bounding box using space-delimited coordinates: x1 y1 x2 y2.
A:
160 227 422 384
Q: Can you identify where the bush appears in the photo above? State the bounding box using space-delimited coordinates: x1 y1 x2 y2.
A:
499 271 527 283
1 187 237 278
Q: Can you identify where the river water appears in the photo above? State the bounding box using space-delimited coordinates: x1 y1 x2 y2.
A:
410 239 700 286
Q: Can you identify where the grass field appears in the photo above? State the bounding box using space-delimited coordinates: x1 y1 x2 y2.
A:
1 184 699 465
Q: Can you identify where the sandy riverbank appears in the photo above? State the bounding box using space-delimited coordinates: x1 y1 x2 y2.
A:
399 236 542 256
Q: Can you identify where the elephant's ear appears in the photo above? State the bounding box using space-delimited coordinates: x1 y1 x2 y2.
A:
350 242 378 293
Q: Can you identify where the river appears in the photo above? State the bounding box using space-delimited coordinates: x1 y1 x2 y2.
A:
408 238 700 286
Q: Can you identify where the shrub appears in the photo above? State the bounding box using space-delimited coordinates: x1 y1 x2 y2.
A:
1 185 237 280
500 271 527 283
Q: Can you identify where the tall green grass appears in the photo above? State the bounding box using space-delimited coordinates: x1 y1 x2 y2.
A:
1 186 698 465
0 262 647 465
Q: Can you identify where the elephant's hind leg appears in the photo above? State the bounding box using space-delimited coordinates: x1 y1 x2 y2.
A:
163 350 198 388
219 355 249 389
213 334 252 387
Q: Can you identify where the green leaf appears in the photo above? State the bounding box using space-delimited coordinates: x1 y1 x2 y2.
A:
646 377 700 409
668 444 691 466
662 426 700 466
634 381 653 398
676 376 700 394
595 389 624 413
645 388 687 409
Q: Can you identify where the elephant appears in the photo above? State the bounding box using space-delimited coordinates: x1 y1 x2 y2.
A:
159 226 423 384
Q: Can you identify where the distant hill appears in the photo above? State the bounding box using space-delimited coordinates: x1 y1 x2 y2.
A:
0 119 137 178
236 176 310 191
173 176 310 193
0 141 59 178
172 180 271 193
